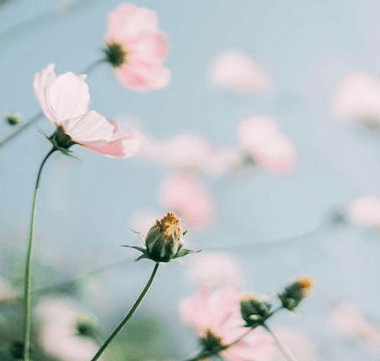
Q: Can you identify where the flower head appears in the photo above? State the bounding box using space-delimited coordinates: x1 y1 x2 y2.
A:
180 285 275 361
210 50 270 95
346 195 380 229
240 294 272 327
237 116 296 174
104 3 170 91
35 296 104 361
333 72 380 128
124 212 197 263
160 174 216 229
34 64 142 157
278 275 313 311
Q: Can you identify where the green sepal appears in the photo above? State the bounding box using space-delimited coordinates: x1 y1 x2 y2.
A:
174 248 200 259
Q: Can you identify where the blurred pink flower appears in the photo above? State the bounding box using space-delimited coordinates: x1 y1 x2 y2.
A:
237 116 296 174
185 251 245 287
330 302 380 351
104 3 170 91
35 296 104 361
160 174 215 229
180 285 275 361
346 195 380 229
0 276 18 304
34 64 142 158
210 50 270 95
333 72 380 127
146 134 240 176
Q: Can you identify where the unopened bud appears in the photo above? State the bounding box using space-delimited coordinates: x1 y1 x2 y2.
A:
240 294 272 327
5 112 22 126
278 275 313 311
124 212 198 263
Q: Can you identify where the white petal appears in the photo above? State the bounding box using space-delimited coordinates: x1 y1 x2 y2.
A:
33 64 58 124
65 111 114 144
47 72 90 123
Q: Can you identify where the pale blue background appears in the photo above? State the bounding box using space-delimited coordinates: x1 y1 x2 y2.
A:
1 0 380 360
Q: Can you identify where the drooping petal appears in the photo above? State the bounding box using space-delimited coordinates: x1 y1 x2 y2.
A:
47 72 90 123
116 62 170 91
64 110 113 144
105 4 159 42
33 63 58 124
84 120 143 158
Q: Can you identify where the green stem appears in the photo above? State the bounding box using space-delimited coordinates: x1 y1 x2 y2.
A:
90 262 160 361
263 324 299 361
23 147 57 361
0 59 105 149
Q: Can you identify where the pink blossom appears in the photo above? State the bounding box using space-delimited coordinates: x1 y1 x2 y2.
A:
160 174 215 229
237 116 296 174
346 195 380 229
180 285 275 361
104 3 170 91
35 296 104 361
146 134 240 176
210 50 270 95
34 64 141 158
333 72 380 127
185 251 245 287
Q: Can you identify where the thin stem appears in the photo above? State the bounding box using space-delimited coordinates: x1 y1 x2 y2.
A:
90 262 160 361
23 147 57 361
0 59 104 149
263 324 299 361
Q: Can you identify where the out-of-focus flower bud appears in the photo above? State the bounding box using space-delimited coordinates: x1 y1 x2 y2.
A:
124 212 198 263
5 112 22 126
278 276 313 311
240 294 272 327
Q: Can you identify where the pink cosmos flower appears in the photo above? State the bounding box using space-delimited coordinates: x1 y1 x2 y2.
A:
346 195 380 229
34 64 142 158
210 50 270 95
237 116 296 174
160 174 215 229
35 296 105 361
104 3 170 91
180 285 275 361
146 134 240 176
333 72 380 128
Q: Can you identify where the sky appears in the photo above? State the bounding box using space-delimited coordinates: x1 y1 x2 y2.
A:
1 1 380 359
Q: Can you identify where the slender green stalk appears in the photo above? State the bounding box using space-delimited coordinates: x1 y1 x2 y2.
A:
0 59 105 149
90 262 160 361
263 324 299 361
23 147 57 361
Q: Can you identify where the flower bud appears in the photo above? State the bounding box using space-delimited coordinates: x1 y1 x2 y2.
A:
5 112 22 126
145 212 183 262
124 212 198 263
240 294 272 327
278 275 313 311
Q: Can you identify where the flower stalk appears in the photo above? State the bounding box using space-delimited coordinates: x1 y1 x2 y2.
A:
263 324 299 361
90 262 160 361
23 147 57 361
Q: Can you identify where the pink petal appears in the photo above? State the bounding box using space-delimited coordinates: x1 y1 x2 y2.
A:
84 120 142 158
47 72 90 123
116 62 171 91
129 29 168 63
105 4 159 42
33 64 58 125
65 110 113 144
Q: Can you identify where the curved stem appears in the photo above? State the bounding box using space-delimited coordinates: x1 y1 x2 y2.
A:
263 324 299 361
90 262 160 361
23 147 57 361
0 59 105 149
